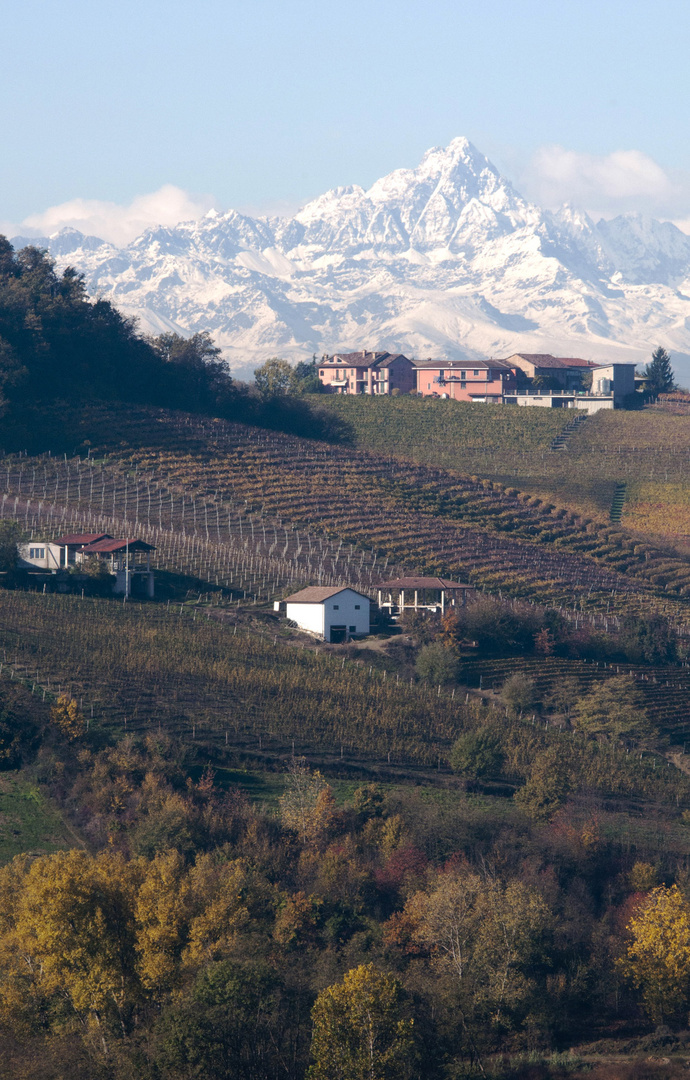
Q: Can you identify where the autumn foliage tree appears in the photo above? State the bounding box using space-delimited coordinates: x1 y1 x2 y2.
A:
621 884 690 1025
49 694 86 740
308 963 415 1080
279 759 335 848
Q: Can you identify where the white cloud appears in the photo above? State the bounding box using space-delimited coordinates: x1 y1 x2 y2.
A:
520 145 690 222
7 185 215 247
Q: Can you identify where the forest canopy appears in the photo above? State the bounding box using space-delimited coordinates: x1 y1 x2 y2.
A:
0 237 236 416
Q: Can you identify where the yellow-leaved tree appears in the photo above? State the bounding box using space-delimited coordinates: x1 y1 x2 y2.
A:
308 963 415 1080
50 694 86 740
620 884 690 1025
279 758 335 848
0 850 140 1051
134 849 191 994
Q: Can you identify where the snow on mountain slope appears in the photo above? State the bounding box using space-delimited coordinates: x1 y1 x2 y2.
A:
13 137 690 383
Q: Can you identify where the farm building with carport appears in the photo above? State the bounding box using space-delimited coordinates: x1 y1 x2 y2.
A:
277 586 371 642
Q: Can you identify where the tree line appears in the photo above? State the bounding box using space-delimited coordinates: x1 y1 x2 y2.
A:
1 678 690 1079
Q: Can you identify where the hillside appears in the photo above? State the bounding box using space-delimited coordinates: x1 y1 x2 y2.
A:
3 400 690 1077
5 402 690 626
315 395 690 544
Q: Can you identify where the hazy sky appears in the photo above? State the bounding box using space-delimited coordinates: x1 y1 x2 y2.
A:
3 0 690 242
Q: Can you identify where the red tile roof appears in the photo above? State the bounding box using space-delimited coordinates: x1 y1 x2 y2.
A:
56 533 112 546
414 359 513 371
85 538 155 553
378 577 474 590
501 353 599 370
323 351 413 370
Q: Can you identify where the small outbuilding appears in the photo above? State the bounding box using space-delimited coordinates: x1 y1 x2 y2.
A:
277 586 371 643
377 576 475 616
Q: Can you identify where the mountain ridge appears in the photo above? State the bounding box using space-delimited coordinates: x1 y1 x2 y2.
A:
11 137 690 383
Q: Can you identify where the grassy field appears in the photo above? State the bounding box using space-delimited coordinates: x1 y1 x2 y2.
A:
316 397 690 541
0 772 77 863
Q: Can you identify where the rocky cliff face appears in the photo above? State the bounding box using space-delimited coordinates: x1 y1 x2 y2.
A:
14 137 690 382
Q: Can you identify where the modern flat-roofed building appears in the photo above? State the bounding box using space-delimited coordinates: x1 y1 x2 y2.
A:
318 351 415 395
414 358 518 401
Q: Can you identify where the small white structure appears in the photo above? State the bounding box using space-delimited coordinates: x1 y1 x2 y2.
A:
277 586 371 643
18 542 64 570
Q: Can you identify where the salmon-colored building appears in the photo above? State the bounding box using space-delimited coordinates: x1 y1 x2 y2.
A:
318 351 415 395
498 353 599 391
414 358 518 402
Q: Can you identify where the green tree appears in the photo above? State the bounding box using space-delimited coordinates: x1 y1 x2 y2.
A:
150 331 231 409
500 672 537 715
308 963 415 1080
254 358 297 397
619 615 677 665
415 642 458 685
514 747 571 821
450 728 504 780
294 355 326 393
0 520 23 572
153 960 282 1080
571 675 653 741
642 346 676 401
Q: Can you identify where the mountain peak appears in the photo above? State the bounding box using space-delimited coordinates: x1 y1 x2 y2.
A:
24 137 690 383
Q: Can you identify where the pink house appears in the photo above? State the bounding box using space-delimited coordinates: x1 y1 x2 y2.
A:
414 358 518 402
318 351 415 395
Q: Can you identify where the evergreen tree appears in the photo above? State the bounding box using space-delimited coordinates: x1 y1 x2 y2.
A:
643 346 676 400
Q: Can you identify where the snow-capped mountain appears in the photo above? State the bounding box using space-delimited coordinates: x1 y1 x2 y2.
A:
13 138 690 383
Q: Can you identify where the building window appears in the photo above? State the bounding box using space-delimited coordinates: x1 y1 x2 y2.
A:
349 625 356 632
474 370 479 376
333 604 339 610
354 604 360 610
427 383 431 389
319 370 324 376
461 381 466 388
460 371 466 379
29 547 45 559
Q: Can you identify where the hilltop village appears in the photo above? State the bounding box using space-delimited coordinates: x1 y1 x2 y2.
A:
318 350 637 411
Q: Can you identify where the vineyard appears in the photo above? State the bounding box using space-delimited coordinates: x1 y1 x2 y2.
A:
461 655 690 742
316 396 690 541
0 589 687 807
6 405 690 629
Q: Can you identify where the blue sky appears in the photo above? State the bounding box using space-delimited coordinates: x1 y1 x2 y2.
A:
3 0 690 242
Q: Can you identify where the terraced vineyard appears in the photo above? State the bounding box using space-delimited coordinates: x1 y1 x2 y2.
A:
1 589 687 806
7 404 690 628
316 396 690 540
462 655 690 743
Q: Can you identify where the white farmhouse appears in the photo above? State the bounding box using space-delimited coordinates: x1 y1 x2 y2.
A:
279 586 371 643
